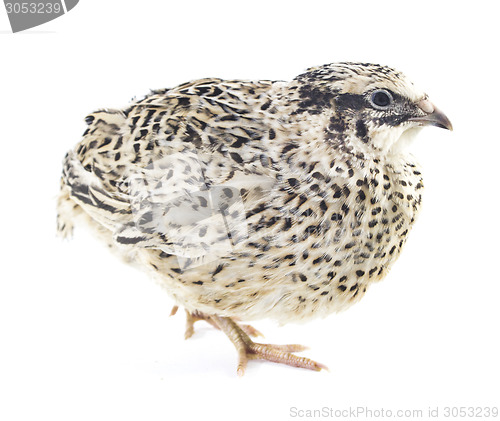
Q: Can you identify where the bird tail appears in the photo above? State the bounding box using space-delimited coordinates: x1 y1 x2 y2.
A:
59 150 131 232
56 181 79 239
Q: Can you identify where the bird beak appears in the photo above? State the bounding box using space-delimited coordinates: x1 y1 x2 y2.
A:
409 98 453 131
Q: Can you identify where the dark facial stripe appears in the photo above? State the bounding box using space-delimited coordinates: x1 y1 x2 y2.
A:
334 93 365 111
355 120 369 143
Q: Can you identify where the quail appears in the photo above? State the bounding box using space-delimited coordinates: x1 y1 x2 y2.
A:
57 62 452 375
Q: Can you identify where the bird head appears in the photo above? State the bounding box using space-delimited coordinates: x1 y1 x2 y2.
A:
292 62 452 158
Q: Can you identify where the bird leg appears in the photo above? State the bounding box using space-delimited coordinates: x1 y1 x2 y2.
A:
211 315 327 376
184 309 220 339
169 305 262 339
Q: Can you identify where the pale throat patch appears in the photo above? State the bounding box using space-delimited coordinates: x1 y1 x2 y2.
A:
373 125 423 156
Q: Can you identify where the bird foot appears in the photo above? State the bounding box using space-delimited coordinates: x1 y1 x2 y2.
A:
212 315 327 376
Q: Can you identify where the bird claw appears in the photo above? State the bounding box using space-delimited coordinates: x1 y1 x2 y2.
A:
237 341 326 376
211 316 327 375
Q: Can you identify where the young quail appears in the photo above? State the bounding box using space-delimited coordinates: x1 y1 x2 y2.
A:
57 62 452 375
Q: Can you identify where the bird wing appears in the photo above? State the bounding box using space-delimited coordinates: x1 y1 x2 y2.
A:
62 78 281 260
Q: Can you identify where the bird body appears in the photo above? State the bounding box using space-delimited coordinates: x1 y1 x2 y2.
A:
58 63 451 372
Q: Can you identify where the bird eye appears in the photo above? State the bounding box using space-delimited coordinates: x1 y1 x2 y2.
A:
370 89 393 109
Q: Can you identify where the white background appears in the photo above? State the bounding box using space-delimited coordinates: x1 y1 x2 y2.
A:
1 1 499 420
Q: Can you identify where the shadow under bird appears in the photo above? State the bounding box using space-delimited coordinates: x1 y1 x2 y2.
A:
57 62 452 375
